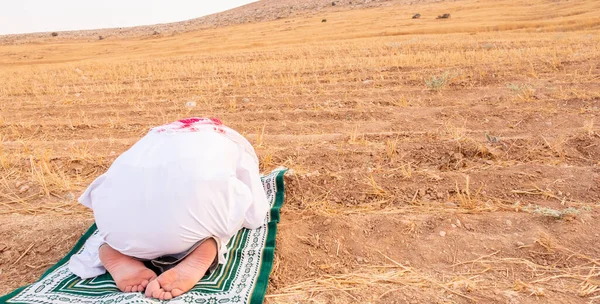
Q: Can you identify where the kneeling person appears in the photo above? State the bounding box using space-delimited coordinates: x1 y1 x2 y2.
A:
68 118 269 300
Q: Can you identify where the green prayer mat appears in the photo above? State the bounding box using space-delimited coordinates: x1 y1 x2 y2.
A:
1 169 287 304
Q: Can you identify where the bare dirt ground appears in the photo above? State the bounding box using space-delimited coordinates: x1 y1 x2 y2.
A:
1 0 600 303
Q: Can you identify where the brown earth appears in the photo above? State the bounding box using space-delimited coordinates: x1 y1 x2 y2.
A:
1 0 600 303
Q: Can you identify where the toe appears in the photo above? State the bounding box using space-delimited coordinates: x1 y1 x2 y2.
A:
131 285 139 292
124 286 132 293
164 292 173 300
152 287 164 299
141 279 150 288
145 280 160 298
171 288 185 298
158 291 166 300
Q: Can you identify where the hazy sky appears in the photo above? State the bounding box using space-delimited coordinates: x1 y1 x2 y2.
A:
0 0 256 35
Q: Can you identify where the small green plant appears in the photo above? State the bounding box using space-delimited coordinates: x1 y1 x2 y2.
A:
425 71 452 92
507 83 535 101
485 133 508 149
521 204 589 219
482 43 496 50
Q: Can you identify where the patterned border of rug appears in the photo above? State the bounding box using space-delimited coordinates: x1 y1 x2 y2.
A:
1 168 287 304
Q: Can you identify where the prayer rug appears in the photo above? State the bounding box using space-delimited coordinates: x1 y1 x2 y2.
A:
0 168 287 304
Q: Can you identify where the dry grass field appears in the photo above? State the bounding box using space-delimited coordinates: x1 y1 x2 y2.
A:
1 0 600 302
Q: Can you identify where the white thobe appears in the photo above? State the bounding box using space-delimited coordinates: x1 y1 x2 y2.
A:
68 118 269 279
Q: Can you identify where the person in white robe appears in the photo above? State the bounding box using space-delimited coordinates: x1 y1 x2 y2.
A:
67 117 269 300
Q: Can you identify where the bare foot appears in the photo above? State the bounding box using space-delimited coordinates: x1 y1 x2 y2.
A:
145 239 217 300
99 244 157 293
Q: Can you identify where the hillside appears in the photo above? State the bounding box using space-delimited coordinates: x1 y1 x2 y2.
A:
0 0 423 44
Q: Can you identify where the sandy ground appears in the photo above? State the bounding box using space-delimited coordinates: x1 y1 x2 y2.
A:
1 0 600 302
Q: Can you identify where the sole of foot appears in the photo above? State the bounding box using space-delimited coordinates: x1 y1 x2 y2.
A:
99 244 157 293
145 239 217 300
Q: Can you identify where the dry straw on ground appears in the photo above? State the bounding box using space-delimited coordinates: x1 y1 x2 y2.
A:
1 0 600 302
